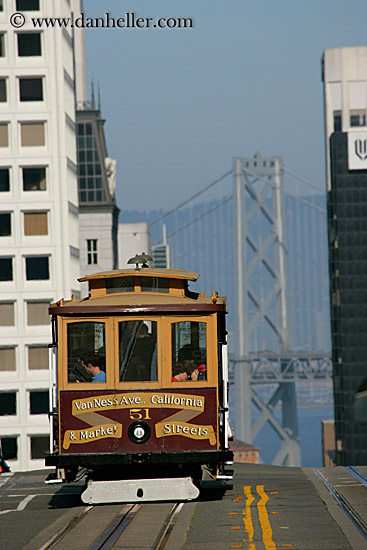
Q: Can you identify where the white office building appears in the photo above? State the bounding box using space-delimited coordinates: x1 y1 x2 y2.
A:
0 0 82 471
322 46 367 189
0 0 149 471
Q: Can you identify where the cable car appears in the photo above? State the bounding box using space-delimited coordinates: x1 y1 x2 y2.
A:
45 257 233 503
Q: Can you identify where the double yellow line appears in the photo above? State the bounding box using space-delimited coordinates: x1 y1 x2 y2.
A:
242 485 276 550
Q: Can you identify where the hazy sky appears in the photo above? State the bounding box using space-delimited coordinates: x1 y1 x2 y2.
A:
83 0 367 212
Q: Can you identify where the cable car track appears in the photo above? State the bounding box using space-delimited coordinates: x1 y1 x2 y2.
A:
151 502 184 550
39 501 184 550
88 503 141 550
313 467 367 541
345 465 367 486
39 505 95 549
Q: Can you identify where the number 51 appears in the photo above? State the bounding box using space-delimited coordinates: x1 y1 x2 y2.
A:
129 408 151 420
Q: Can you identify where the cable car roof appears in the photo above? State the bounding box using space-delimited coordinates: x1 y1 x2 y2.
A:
49 291 226 315
78 267 200 283
50 266 227 315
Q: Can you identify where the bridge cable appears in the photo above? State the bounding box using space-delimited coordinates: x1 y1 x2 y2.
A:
150 170 233 226
164 195 233 240
241 167 326 214
282 167 325 193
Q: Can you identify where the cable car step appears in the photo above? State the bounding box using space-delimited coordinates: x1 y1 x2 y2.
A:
81 476 200 504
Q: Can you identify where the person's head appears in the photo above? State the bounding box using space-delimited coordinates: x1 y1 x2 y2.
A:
172 361 197 381
137 323 149 338
172 363 189 381
81 353 105 376
178 347 194 363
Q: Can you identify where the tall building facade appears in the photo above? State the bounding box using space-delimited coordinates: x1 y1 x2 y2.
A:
76 101 119 292
323 46 367 465
0 0 82 470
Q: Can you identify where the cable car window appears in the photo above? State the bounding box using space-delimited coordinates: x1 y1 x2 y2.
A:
172 321 207 381
119 321 157 381
67 322 105 383
106 277 134 294
141 277 169 293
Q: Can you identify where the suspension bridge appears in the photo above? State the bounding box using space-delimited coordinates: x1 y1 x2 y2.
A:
126 152 333 466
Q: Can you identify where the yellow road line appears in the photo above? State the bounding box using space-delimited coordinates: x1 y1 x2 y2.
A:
242 486 256 550
257 485 276 550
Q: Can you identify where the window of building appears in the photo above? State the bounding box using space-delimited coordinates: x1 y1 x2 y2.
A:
29 390 49 415
0 302 14 326
20 122 45 146
0 258 12 281
87 239 98 264
0 169 9 192
77 122 106 203
350 110 366 127
19 78 43 102
30 435 49 459
25 256 49 281
16 0 40 10
333 111 342 132
0 392 16 416
17 33 41 57
22 167 46 191
0 213 11 236
0 79 7 102
28 346 48 369
27 301 50 325
24 212 48 236
0 1 3 11
0 123 8 147
0 347 16 371
1 436 18 460
0 33 5 57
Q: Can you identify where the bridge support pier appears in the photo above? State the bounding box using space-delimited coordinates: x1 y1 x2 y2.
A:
251 382 300 467
232 153 301 465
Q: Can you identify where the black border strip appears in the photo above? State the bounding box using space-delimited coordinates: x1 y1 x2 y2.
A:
46 450 233 467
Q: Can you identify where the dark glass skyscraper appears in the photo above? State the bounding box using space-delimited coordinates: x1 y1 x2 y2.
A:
323 47 367 465
328 132 367 465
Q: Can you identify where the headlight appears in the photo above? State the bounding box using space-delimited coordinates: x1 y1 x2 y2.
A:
128 421 151 444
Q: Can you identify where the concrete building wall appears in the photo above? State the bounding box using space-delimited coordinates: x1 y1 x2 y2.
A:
79 208 117 296
322 47 367 190
76 106 120 291
118 223 151 267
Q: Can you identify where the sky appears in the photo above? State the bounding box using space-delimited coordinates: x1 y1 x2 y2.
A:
82 0 367 213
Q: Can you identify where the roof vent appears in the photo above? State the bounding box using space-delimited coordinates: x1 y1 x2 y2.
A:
127 252 153 269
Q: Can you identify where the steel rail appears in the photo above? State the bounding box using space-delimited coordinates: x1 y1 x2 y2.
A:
313 467 367 540
38 505 95 550
90 502 183 550
89 503 141 550
346 466 367 486
37 499 183 550
152 502 184 550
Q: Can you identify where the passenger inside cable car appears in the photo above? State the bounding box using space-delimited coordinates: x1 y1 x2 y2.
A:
81 353 106 383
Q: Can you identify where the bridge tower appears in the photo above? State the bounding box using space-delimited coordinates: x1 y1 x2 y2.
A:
233 153 301 466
